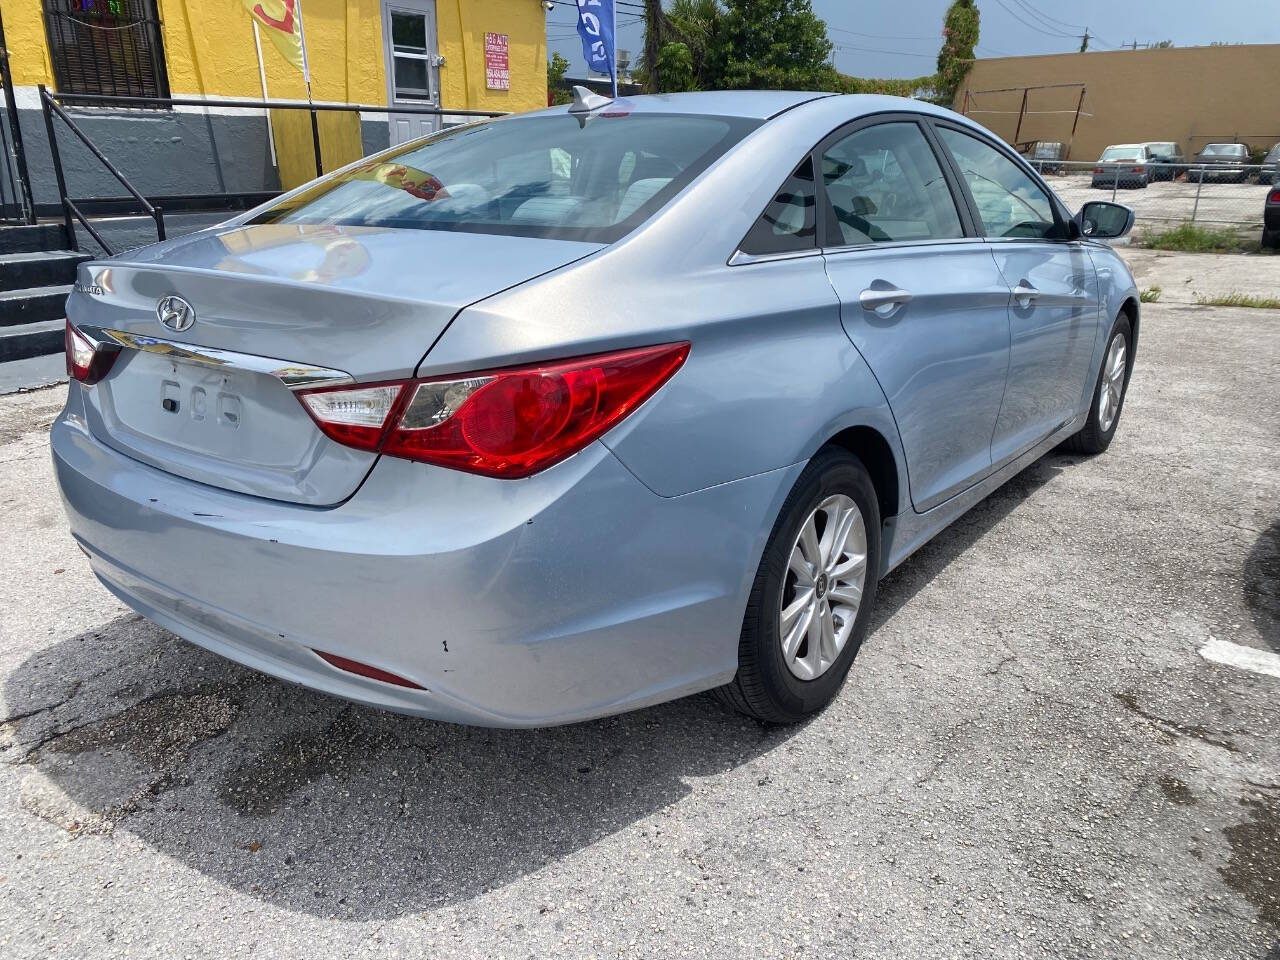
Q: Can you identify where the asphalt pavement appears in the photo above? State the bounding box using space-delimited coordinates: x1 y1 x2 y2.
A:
0 252 1276 959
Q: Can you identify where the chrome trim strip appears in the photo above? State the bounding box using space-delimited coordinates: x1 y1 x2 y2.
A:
820 236 989 256
727 247 822 266
76 325 354 390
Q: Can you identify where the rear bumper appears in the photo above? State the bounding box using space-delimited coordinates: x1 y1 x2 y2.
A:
53 385 798 726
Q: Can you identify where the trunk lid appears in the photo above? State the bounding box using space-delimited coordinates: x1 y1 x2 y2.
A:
70 223 601 505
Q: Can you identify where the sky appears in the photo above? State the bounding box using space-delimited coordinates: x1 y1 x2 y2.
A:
545 0 1280 82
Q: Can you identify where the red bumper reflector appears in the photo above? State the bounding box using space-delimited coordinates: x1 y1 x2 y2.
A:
312 650 425 689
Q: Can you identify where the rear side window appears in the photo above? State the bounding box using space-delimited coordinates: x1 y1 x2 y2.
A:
249 113 760 243
820 122 963 245
739 158 817 256
938 127 1059 240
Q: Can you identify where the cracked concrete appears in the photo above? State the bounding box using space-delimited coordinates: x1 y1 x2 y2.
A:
0 254 1277 958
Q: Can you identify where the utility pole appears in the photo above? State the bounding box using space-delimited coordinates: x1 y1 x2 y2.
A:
643 0 664 93
1079 28 1090 53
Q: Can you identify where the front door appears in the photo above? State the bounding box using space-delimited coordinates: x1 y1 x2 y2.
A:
931 124 1101 466
383 0 441 145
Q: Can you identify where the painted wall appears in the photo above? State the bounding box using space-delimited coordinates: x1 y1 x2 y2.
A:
437 0 548 114
0 0 547 212
0 0 54 86
955 45 1280 162
158 0 387 104
0 0 547 110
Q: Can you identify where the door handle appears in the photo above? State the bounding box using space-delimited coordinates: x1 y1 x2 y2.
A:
859 285 913 315
1012 282 1040 308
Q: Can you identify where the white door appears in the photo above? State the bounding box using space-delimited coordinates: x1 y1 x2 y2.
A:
383 0 442 144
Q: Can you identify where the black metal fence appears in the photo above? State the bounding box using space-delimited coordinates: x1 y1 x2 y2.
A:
42 0 170 99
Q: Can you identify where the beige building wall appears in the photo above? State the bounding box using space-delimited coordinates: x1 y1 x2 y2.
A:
954 44 1280 162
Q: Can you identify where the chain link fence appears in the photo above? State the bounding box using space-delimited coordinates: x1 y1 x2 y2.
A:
1032 160 1276 234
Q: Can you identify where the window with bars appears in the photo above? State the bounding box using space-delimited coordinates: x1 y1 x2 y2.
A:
43 0 170 100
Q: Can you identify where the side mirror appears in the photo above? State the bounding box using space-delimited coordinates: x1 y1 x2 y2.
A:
1074 200 1135 241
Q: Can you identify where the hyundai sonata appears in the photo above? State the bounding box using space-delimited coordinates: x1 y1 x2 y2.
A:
54 91 1139 726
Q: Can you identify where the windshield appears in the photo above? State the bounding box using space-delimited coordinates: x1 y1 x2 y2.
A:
1200 144 1244 157
1100 147 1143 161
249 113 759 243
1033 143 1061 158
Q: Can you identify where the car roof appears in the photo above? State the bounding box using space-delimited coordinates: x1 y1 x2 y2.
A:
1141 141 1176 147
1202 142 1244 148
1104 143 1146 151
534 90 838 120
529 90 995 124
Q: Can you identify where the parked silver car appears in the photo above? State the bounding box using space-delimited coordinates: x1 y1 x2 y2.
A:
1092 144 1152 189
54 92 1140 727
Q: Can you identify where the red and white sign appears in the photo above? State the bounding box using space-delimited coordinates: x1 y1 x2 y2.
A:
484 32 510 91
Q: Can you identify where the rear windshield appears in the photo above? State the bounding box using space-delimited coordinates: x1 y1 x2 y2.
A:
248 112 759 243
1033 143 1062 158
1100 147 1143 161
1200 144 1245 156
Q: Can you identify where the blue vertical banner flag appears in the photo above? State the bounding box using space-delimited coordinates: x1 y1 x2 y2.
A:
575 0 617 95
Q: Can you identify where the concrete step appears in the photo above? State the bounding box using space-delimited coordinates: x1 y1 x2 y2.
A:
0 224 71 255
0 285 73 327
0 319 64 364
0 352 67 395
0 251 92 292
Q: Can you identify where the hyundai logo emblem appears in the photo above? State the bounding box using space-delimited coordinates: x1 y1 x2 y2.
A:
156 295 195 332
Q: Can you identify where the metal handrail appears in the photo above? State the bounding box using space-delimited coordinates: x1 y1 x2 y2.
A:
37 88 508 255
0 6 35 223
48 90 506 118
39 84 164 254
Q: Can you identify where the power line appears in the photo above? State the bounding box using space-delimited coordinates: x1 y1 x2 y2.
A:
1009 0 1117 48
832 42 937 59
828 25 940 43
983 0 1085 44
990 0 1079 40
1007 0 1088 31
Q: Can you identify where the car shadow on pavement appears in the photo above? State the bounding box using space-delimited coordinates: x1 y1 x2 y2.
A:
3 612 799 920
1242 521 1279 652
1 453 1070 921
870 453 1067 629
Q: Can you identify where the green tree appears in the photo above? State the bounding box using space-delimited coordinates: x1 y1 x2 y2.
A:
636 0 723 92
717 0 840 91
547 51 572 105
935 0 979 106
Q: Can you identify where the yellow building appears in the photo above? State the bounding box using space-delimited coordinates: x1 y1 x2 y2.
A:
0 0 548 205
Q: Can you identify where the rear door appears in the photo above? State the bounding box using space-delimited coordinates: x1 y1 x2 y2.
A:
818 116 1013 512
932 123 1100 467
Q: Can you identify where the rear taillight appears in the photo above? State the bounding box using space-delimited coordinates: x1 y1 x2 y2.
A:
1269 188 1280 204
1094 167 1103 174
297 342 690 478
65 321 119 385
1133 166 1145 173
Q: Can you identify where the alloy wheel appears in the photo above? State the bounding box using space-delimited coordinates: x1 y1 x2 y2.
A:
779 494 868 681
1097 333 1128 433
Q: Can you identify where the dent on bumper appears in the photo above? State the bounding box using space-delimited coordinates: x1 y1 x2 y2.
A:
51 392 799 726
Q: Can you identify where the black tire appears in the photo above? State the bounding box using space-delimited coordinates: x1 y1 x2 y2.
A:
1263 228 1280 250
1061 313 1133 456
713 448 882 723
